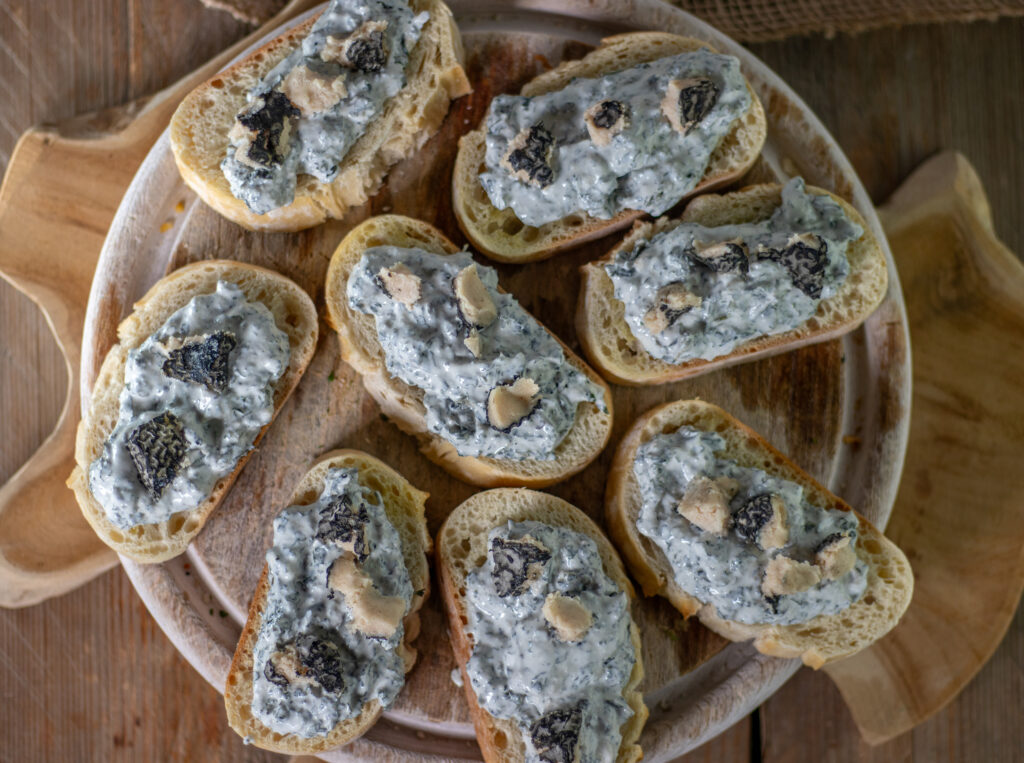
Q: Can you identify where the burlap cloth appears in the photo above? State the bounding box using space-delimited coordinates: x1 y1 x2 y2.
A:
675 0 1024 40
201 0 1024 38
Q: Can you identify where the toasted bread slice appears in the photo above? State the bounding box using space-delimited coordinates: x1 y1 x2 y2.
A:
452 32 767 263
224 449 430 753
68 261 318 563
324 214 613 488
577 182 889 385
170 0 471 232
437 488 648 763
606 399 913 669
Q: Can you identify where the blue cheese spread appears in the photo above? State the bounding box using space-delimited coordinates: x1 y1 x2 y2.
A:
605 177 863 363
347 246 605 460
464 521 636 763
88 281 290 529
634 426 868 625
251 467 413 737
479 49 751 227
222 0 428 214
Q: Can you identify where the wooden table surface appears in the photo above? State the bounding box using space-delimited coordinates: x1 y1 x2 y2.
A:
1 2 1021 761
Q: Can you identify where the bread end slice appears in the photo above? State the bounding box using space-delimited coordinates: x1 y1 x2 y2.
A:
452 32 767 263
224 449 430 753
68 261 318 563
170 0 471 232
578 183 889 386
323 214 613 488
437 488 647 763
606 399 913 669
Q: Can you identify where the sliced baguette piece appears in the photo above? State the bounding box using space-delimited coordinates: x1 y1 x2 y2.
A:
170 0 471 232
437 488 648 763
578 182 889 386
225 449 430 753
452 32 767 263
68 261 318 563
607 399 913 669
324 214 613 488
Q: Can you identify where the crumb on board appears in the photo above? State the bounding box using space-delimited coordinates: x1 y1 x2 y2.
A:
159 221 173 233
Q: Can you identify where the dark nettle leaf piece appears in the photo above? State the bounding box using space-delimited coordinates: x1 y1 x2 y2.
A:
490 536 551 597
346 30 387 72
317 494 370 562
687 239 750 275
296 631 348 693
815 531 846 553
732 493 774 543
757 234 828 299
506 124 556 188
236 90 300 167
591 99 625 129
263 651 293 688
530 702 585 763
126 412 188 498
643 282 702 335
678 78 720 129
162 331 237 392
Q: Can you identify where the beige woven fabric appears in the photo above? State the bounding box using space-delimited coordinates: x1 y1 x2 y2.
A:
674 0 1024 41
200 0 1024 40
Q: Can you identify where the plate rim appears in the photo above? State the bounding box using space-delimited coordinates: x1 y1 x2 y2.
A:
83 1 913 760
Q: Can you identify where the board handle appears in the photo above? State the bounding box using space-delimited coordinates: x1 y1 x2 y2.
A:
0 0 320 608
825 151 1024 742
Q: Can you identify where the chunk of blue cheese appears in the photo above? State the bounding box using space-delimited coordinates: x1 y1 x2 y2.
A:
327 553 406 638
542 593 593 642
676 475 738 535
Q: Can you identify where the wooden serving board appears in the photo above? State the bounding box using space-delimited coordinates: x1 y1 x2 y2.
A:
822 151 1024 744
79 2 910 761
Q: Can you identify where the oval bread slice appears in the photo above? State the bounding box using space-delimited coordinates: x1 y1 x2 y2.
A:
437 488 648 763
323 214 614 488
170 0 471 232
452 32 767 263
606 399 913 669
68 260 318 563
577 182 890 385
225 449 430 753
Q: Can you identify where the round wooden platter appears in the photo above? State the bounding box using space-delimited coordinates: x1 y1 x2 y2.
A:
81 2 912 760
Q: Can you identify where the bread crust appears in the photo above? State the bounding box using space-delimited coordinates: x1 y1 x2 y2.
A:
577 183 890 386
452 32 767 263
68 261 318 563
224 449 431 753
170 0 471 232
606 399 914 669
437 488 648 763
323 214 614 488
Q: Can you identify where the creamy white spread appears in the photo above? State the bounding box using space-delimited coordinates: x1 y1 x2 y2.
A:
464 521 636 763
251 467 413 737
480 49 751 227
347 246 605 460
604 177 863 363
222 0 428 214
88 281 290 529
634 426 867 625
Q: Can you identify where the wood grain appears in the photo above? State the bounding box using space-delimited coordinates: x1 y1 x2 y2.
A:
0 2 1022 762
